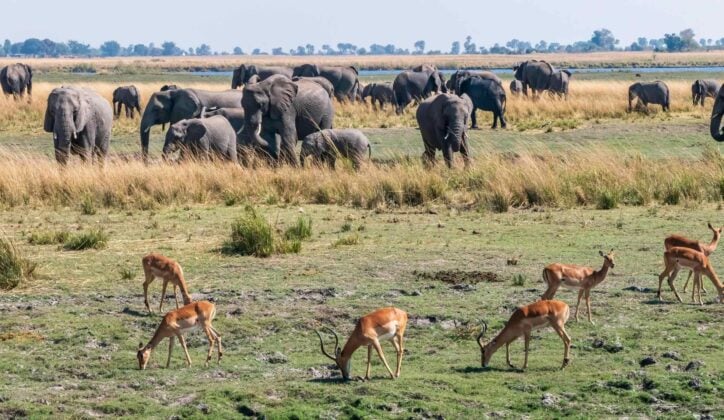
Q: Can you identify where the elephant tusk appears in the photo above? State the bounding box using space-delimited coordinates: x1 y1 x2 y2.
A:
200 106 206 117
144 126 152 133
255 125 261 136
73 132 78 140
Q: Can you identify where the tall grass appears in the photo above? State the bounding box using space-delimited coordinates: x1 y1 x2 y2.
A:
0 236 37 290
223 206 309 257
0 148 720 211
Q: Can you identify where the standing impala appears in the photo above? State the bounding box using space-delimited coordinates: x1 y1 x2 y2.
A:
658 246 724 305
137 301 222 369
315 307 407 380
142 253 192 313
541 250 615 324
664 222 722 294
478 300 571 370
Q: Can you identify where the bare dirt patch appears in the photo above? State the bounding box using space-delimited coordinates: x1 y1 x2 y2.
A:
413 270 501 285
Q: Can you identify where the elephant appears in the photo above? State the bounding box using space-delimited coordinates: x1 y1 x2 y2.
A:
246 75 261 85
459 76 507 129
160 84 178 92
449 70 502 95
112 85 142 119
240 75 334 166
140 88 244 161
709 87 724 141
292 64 359 102
510 80 523 96
361 82 395 110
292 76 334 98
231 65 293 89
201 107 245 134
628 81 670 112
163 115 237 162
300 129 371 169
692 79 720 106
513 60 556 97
43 86 113 165
548 70 572 99
416 93 470 168
0 63 32 99
393 70 446 114
411 64 437 72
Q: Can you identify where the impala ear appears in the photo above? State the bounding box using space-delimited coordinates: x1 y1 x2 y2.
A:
599 250 604 256
708 222 714 230
138 342 144 350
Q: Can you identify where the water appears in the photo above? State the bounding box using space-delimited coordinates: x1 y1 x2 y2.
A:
187 66 724 78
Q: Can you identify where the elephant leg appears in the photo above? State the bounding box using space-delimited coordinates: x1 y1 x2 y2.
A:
460 139 471 168
491 111 498 129
442 145 454 169
421 144 436 168
499 109 507 129
471 108 478 129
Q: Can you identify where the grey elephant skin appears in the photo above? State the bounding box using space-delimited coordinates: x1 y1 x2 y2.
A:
1 63 32 98
292 76 334 98
459 76 507 129
202 107 245 134
240 75 334 166
510 80 523 95
44 87 113 165
548 70 572 99
362 82 395 110
163 115 237 162
393 69 446 114
140 88 243 161
416 93 470 168
160 84 178 92
113 85 142 118
449 70 502 95
513 60 556 97
709 87 724 141
231 65 293 89
628 81 669 112
292 64 360 102
692 79 719 106
300 129 371 169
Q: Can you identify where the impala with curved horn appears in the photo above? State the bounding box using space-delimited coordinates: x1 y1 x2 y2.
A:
477 300 571 370
315 307 407 380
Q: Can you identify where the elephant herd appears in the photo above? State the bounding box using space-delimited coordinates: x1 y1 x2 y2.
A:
4 59 724 168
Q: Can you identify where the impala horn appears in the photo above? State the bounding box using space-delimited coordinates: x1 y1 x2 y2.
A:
315 327 339 361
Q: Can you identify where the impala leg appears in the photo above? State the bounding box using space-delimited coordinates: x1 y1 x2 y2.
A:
683 270 693 292
585 289 594 324
365 345 372 380
371 339 395 379
657 265 671 300
575 289 584 322
393 334 404 378
177 334 192 367
143 273 154 313
695 272 703 306
506 341 513 368
202 326 216 367
160 279 169 313
667 267 684 303
209 325 223 363
541 283 559 300
550 320 571 369
174 284 180 309
523 331 531 370
166 336 175 368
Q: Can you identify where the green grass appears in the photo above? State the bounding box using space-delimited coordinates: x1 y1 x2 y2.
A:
223 206 309 257
27 230 70 245
0 235 37 290
62 228 109 251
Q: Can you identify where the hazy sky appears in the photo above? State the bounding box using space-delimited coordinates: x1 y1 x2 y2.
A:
4 0 722 52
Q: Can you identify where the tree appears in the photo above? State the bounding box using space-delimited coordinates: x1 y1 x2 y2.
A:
306 44 315 55
161 41 182 56
271 47 285 55
637 37 648 49
357 47 367 55
3 40 10 56
132 44 149 56
463 36 477 54
414 40 425 54
679 28 698 50
99 40 121 57
590 28 618 50
233 47 244 55
195 44 212 56
663 33 684 52
252 48 262 55
450 41 460 55
535 40 548 52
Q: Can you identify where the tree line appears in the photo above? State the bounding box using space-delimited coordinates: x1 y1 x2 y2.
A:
0 29 720 58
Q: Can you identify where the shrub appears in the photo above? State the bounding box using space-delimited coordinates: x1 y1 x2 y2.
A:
27 230 70 245
63 229 109 251
285 216 313 241
0 236 37 290
596 190 619 210
223 206 275 257
489 191 511 213
512 274 526 286
80 196 97 215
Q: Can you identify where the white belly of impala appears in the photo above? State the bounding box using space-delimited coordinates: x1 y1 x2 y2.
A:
376 322 397 341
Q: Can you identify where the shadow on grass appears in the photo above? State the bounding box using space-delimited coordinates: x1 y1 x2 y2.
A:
641 299 677 305
455 365 522 374
121 307 149 317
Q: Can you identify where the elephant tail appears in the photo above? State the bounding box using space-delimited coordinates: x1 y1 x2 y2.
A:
665 88 670 109
367 142 372 161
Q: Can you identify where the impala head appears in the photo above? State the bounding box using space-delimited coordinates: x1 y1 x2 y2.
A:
137 342 151 370
316 327 351 379
599 249 615 269
477 322 494 367
708 222 722 239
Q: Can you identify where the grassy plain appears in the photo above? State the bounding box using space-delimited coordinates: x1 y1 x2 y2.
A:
0 67 723 418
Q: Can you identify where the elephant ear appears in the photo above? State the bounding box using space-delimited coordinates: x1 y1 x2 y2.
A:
186 121 207 144
269 78 298 119
349 66 359 75
44 90 61 132
74 91 90 132
562 70 572 77
232 67 242 87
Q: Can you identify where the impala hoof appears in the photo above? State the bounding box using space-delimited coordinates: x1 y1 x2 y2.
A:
562 358 571 369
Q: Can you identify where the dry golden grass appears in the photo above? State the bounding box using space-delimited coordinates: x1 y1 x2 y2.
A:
3 51 724 72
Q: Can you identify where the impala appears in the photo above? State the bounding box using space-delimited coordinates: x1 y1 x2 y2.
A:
658 246 724 305
664 222 722 294
541 250 615 324
478 300 571 370
137 301 222 369
315 307 407 380
142 253 192 313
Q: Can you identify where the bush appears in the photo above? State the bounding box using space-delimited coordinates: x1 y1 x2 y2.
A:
223 206 275 257
27 230 70 245
80 196 97 215
596 190 619 210
512 274 526 286
0 236 37 290
119 267 136 280
285 216 313 241
63 229 109 251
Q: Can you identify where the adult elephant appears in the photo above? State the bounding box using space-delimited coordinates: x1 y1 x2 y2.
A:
549 70 572 99
240 75 334 165
628 81 669 112
513 60 556 97
140 88 243 161
231 65 293 89
112 85 142 118
0 63 32 99
449 70 502 95
709 88 724 141
43 87 113 165
459 76 507 129
202 107 245 134
292 64 359 102
510 80 523 96
692 79 720 106
393 69 445 114
163 116 237 162
292 76 334 98
416 93 470 168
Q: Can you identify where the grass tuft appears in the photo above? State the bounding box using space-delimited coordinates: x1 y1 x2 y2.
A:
27 230 70 245
333 233 360 247
63 229 109 251
224 206 310 257
0 236 37 290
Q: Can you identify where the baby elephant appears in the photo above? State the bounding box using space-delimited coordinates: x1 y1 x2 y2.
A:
300 129 371 169
112 85 141 118
163 115 237 162
362 83 395 110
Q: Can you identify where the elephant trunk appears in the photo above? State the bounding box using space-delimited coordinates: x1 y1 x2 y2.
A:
53 114 76 165
710 96 724 142
140 110 160 162
444 123 465 152
241 111 269 150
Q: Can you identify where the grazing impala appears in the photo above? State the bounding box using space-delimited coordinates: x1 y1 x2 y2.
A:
142 253 192 313
664 222 722 294
315 307 407 380
137 301 222 369
478 300 571 370
658 246 724 305
541 250 615 324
